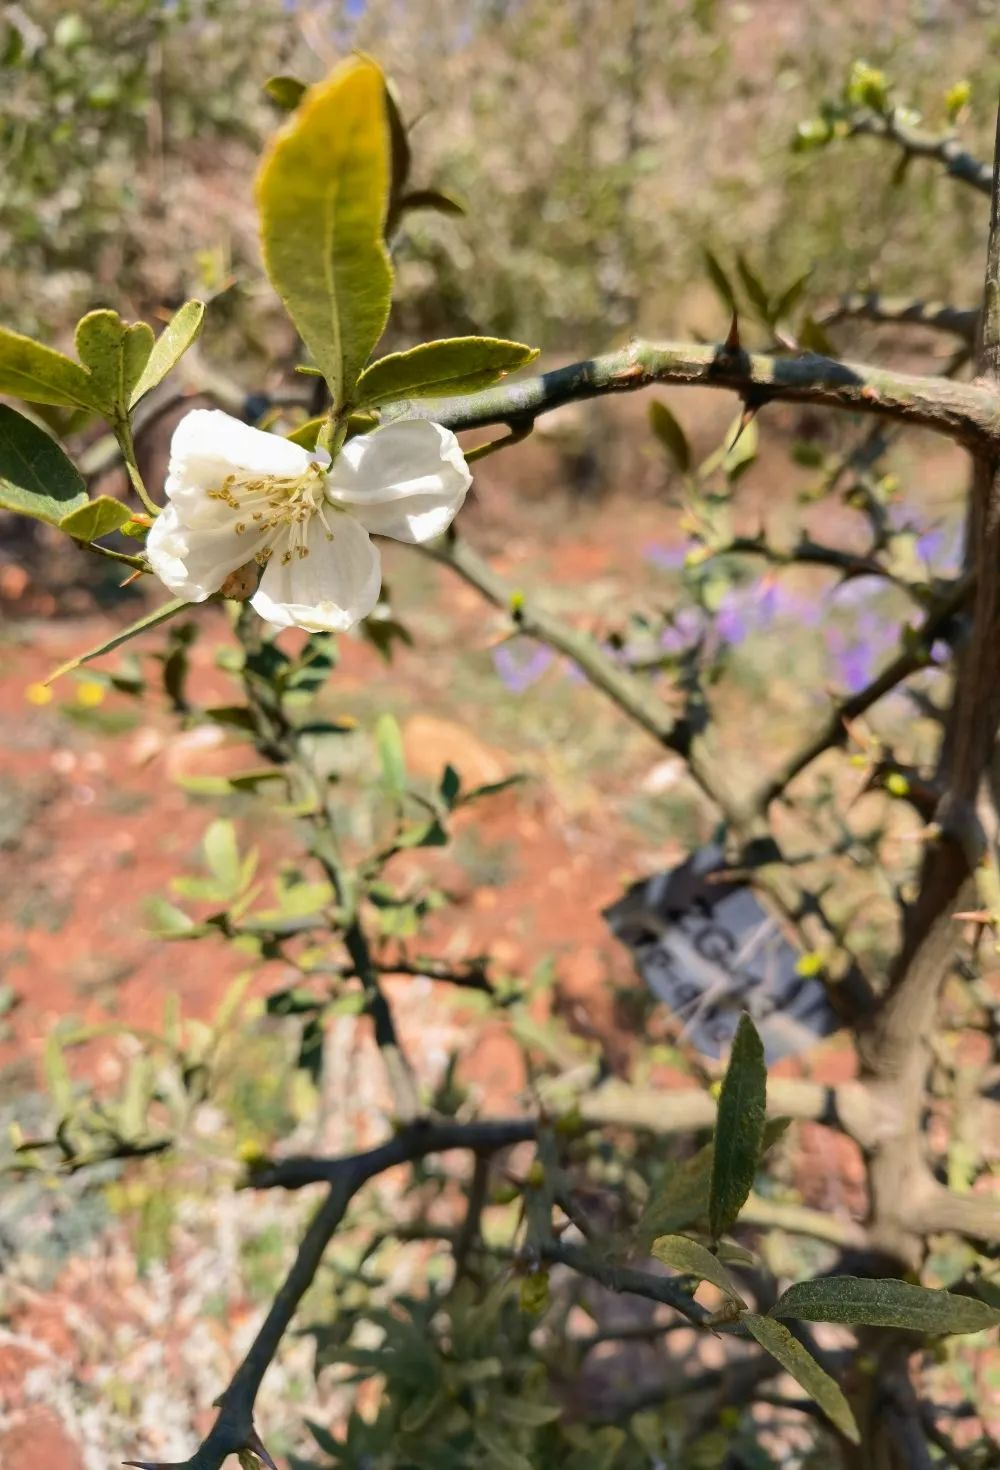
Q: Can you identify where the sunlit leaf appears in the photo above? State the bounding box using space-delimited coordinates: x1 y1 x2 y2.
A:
256 58 392 413
74 309 154 416
355 336 538 407
60 495 133 541
45 598 188 685
0 326 97 409
129 301 206 407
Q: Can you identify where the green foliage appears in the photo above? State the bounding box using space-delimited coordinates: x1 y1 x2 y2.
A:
256 58 393 414
742 1314 860 1444
355 337 538 407
0 325 96 408
74 309 154 417
129 300 205 407
771 1277 1000 1336
650 1233 746 1305
708 1013 766 1241
59 494 134 541
0 403 87 522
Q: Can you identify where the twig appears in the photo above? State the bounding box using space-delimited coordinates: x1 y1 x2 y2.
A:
848 109 991 195
126 1118 536 1470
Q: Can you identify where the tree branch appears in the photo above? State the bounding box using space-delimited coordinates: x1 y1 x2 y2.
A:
747 576 973 814
819 292 978 344
393 339 1000 447
126 1118 536 1470
848 109 991 195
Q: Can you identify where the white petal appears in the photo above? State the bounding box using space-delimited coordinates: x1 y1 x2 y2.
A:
146 502 270 601
325 419 471 543
251 512 382 633
165 410 324 527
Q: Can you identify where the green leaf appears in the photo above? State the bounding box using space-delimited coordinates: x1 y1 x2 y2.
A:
709 1013 766 1239
45 598 188 686
440 763 461 808
355 336 538 407
649 400 691 473
265 74 307 110
770 1277 1000 1336
735 253 771 322
743 1313 859 1443
773 269 812 324
0 404 88 524
74 309 154 416
651 1234 746 1304
59 495 133 541
635 1142 714 1247
129 301 206 407
702 247 737 315
255 58 392 413
44 1033 74 1117
203 819 241 891
375 712 406 794
0 325 98 408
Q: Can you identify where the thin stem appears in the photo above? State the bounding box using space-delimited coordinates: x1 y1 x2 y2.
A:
114 414 160 518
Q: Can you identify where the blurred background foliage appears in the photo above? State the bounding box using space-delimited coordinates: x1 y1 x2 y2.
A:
1 0 998 358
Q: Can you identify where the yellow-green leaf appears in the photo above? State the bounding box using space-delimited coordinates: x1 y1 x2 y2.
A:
0 325 97 409
264 74 307 110
0 404 88 524
129 300 206 407
60 495 133 542
255 58 392 413
355 336 538 408
743 1313 859 1443
649 400 691 473
75 309 154 416
651 1234 746 1305
45 598 188 686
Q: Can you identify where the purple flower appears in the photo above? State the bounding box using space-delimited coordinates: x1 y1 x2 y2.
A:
643 541 689 571
660 607 706 653
492 641 554 694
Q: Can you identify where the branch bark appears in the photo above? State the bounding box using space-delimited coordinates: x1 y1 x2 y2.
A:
392 339 1000 447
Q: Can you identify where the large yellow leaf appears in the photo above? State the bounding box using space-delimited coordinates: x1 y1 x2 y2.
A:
255 58 392 414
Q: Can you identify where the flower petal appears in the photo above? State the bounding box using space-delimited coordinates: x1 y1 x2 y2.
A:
325 419 471 543
165 409 325 527
146 502 270 601
251 511 382 633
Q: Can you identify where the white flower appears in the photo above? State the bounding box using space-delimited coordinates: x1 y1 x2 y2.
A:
145 410 472 633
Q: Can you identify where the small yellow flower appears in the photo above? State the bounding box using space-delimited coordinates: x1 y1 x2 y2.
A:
25 682 53 706
75 679 106 708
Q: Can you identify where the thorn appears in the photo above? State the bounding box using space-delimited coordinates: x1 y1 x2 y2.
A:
246 1430 279 1470
724 310 741 351
727 400 758 451
119 569 144 588
954 909 993 923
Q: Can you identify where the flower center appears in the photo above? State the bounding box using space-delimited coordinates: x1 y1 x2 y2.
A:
208 461 341 567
